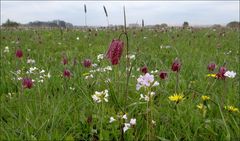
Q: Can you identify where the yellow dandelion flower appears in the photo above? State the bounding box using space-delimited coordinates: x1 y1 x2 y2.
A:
201 95 210 101
168 93 184 103
224 105 239 113
206 74 217 78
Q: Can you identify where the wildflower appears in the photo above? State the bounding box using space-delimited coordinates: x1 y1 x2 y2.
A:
69 87 75 90
4 46 9 53
40 70 45 73
63 69 71 78
224 71 236 78
171 59 181 72
109 117 116 123
92 90 109 103
16 49 23 58
46 72 51 78
207 63 216 71
122 114 127 120
197 103 204 110
140 94 149 101
62 56 68 65
123 123 131 133
140 66 148 74
159 71 168 80
152 81 159 87
97 54 104 61
150 70 158 74
27 59 35 64
136 73 154 90
85 74 93 79
224 105 239 113
83 59 92 68
168 93 184 104
22 78 33 89
216 66 227 79
126 54 136 60
201 95 210 101
106 39 124 65
76 37 79 40
207 74 217 78
130 118 136 126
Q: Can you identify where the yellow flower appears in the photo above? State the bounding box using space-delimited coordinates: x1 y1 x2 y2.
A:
224 105 239 113
197 103 204 110
206 74 217 78
168 93 184 103
201 95 210 101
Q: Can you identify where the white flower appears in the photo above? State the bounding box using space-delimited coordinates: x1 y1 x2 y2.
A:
109 117 116 123
130 118 136 126
123 123 131 133
224 71 236 78
46 73 51 78
69 87 75 90
4 46 9 53
76 37 79 40
122 114 128 120
152 81 159 87
85 74 93 79
27 49 31 52
27 59 36 64
126 54 136 60
40 70 45 73
16 70 21 75
92 89 109 103
92 63 98 67
152 120 156 125
150 70 158 74
97 54 104 61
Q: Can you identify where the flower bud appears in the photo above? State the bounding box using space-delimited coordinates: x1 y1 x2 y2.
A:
172 59 181 72
16 49 23 58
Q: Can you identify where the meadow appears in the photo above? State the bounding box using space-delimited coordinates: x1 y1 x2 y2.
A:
0 26 239 141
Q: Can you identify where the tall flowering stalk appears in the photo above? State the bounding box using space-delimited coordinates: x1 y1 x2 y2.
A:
103 5 109 27
105 6 130 110
92 90 109 140
84 4 87 27
136 73 159 140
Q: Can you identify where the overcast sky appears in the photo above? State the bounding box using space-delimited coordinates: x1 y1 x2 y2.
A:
1 1 239 26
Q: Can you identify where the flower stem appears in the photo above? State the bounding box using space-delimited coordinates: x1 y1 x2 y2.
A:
175 72 179 93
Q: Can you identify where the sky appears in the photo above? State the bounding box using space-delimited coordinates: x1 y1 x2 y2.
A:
1 1 239 26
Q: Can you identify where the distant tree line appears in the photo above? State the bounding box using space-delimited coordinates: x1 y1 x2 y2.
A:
2 19 73 28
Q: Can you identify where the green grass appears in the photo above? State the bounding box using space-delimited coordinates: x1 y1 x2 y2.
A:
0 27 239 140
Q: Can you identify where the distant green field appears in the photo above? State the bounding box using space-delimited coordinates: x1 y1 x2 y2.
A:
0 27 239 140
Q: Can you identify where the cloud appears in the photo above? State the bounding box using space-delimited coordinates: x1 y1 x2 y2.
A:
1 1 239 26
